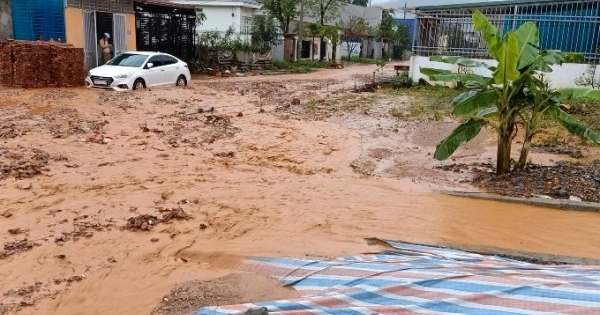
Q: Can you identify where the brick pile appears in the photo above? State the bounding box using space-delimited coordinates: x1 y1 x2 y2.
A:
0 39 86 88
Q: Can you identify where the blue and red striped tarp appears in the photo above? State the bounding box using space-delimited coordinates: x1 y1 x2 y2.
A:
196 241 600 315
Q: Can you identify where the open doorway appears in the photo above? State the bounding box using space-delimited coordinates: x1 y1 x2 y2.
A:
95 12 113 66
301 40 311 59
83 11 127 70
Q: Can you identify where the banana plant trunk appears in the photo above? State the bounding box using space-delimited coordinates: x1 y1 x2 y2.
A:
517 134 534 169
496 129 513 175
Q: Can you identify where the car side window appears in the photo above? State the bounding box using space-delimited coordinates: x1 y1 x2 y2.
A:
146 56 162 68
161 55 178 66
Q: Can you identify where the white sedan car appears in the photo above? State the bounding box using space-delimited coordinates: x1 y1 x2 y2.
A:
86 51 191 91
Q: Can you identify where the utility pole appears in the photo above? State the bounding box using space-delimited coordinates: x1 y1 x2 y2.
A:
297 0 305 61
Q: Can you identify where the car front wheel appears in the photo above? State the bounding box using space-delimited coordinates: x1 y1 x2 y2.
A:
176 75 187 87
133 78 146 90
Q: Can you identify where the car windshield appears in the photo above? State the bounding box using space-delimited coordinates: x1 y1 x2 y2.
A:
106 53 149 67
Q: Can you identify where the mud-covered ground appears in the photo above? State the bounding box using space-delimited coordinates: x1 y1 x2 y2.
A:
436 161 600 203
1 65 600 315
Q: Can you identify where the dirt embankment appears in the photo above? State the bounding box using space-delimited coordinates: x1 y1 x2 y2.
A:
1 66 600 315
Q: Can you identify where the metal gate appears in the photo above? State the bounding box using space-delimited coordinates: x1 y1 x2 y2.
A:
83 10 98 71
135 2 196 63
113 14 127 56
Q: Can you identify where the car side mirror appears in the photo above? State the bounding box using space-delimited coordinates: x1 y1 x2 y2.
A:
146 63 154 69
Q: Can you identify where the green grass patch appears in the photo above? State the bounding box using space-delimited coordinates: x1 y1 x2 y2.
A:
563 96 600 133
387 85 462 121
534 96 600 146
341 56 381 65
271 60 329 73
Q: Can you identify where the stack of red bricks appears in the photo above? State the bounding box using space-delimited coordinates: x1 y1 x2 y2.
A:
0 39 86 88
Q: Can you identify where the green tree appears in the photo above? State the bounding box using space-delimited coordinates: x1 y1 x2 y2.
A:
338 17 369 57
196 10 207 27
324 26 340 61
261 0 299 35
305 23 324 61
251 15 281 54
378 9 398 59
393 23 411 60
306 0 346 61
421 11 600 175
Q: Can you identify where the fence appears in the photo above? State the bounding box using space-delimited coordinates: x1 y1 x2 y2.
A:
135 3 196 63
414 0 600 62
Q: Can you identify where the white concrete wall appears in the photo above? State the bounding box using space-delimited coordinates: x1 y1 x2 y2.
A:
409 56 594 89
362 39 383 59
272 42 284 60
198 6 242 33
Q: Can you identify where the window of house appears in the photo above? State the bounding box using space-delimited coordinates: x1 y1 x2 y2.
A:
242 16 254 34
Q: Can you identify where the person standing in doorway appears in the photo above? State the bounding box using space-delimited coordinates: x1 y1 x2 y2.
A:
99 33 112 64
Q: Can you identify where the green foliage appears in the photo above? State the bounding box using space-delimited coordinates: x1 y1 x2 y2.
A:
393 24 411 60
434 118 487 160
388 86 459 120
196 10 207 26
199 26 236 51
251 15 281 54
378 9 398 44
305 23 325 38
306 0 346 25
306 0 346 61
562 96 600 133
559 88 600 99
342 56 379 64
261 0 298 34
272 60 328 73
421 10 600 175
324 26 340 44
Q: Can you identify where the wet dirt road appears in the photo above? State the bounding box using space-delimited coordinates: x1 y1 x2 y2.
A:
1 65 600 315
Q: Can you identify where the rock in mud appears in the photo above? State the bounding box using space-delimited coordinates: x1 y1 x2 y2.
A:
0 147 54 181
8 228 28 235
126 214 159 231
1 239 38 259
214 151 235 158
161 207 191 223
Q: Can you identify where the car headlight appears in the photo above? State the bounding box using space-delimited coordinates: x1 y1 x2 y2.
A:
114 72 134 79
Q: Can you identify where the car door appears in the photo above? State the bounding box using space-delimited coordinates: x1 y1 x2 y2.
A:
159 55 180 85
143 55 164 87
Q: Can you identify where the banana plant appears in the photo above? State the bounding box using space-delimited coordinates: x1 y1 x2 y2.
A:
420 10 600 175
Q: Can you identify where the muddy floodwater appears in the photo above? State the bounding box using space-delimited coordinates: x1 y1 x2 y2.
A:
1 65 600 315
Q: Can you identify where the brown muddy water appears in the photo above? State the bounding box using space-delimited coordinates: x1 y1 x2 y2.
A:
1 66 600 315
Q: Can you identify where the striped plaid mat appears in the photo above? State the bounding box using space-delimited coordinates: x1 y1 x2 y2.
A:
196 241 600 315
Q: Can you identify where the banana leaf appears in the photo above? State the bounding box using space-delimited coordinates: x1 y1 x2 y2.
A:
434 118 487 160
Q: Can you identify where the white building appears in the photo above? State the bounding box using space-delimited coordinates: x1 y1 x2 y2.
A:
171 0 262 36
286 3 384 62
164 0 385 62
